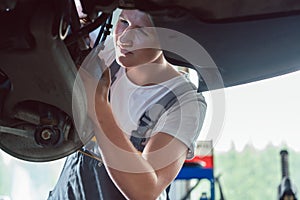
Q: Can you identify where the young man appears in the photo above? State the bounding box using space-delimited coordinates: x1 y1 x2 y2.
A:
48 9 206 200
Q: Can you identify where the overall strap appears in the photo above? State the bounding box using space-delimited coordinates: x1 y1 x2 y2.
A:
108 61 121 101
109 60 121 85
130 81 197 152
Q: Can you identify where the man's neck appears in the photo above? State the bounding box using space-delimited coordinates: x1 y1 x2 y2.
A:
125 62 180 86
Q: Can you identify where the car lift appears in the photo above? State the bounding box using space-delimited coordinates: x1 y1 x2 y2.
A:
175 141 215 200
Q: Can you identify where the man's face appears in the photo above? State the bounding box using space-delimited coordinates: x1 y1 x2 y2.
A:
113 10 162 68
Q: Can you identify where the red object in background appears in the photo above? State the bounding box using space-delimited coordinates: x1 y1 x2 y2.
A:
184 141 214 168
185 155 214 168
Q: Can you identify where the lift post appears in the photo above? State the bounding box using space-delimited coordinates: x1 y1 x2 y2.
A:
175 140 215 200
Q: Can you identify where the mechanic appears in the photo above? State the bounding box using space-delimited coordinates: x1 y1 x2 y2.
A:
48 9 206 200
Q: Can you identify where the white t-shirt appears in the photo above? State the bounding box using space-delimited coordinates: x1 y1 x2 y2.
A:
110 67 206 159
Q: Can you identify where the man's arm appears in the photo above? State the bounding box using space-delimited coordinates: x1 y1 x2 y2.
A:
93 98 188 199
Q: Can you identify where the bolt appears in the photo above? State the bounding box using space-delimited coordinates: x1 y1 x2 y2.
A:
41 129 52 140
